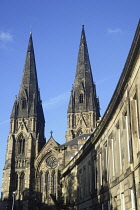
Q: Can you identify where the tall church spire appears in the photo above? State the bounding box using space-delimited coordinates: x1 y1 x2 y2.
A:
19 32 38 97
74 24 93 94
2 34 45 203
66 25 100 142
11 33 44 121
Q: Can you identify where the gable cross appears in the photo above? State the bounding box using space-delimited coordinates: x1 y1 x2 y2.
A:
50 130 53 137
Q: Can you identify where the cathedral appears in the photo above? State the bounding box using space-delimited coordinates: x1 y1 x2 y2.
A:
1 20 140 210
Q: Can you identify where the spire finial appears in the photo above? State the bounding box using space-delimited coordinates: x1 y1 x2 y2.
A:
50 130 53 137
30 25 32 35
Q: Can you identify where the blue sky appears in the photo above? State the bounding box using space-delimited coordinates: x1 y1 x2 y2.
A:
0 0 139 194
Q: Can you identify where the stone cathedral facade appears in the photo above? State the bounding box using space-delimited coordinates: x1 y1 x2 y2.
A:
1 20 140 210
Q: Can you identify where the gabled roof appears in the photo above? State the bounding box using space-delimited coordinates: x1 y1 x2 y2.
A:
46 136 60 147
60 133 92 147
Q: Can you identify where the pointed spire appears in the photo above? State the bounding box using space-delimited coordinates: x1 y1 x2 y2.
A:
11 33 45 121
66 25 100 141
19 32 38 93
68 25 100 116
75 24 91 77
75 24 93 86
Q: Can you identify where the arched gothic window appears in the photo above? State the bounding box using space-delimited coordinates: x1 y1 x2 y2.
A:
20 172 25 192
18 139 22 154
22 138 25 153
36 172 40 192
40 172 44 193
22 98 26 109
52 172 56 195
79 93 84 103
18 134 25 154
46 172 50 197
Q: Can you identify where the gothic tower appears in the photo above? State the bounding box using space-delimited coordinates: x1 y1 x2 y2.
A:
1 33 45 203
66 25 100 142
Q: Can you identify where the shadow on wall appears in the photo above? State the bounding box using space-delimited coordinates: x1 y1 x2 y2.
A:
61 149 114 209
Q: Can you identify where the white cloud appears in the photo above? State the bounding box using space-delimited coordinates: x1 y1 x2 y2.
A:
43 92 70 110
0 32 13 42
107 28 122 34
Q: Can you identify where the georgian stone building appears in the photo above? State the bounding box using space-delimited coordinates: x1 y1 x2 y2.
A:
1 20 140 210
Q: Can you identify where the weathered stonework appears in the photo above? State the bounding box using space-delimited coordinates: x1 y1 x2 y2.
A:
1 20 140 210
66 26 100 142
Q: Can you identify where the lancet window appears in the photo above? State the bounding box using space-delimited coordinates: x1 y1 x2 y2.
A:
20 172 25 192
52 171 56 195
36 172 40 191
79 93 84 103
18 133 25 154
38 170 57 198
40 172 44 193
22 98 26 109
46 172 50 197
